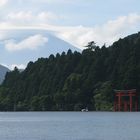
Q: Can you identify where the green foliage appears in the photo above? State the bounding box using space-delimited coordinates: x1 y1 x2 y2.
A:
94 81 113 111
0 32 140 111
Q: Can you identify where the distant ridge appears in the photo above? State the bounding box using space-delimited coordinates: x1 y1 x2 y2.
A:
0 65 10 84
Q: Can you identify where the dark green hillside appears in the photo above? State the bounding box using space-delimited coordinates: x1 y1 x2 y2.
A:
0 32 140 111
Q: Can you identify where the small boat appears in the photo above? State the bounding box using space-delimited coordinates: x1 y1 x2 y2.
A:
81 107 88 112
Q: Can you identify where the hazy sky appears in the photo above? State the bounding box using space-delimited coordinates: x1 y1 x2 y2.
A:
0 0 140 69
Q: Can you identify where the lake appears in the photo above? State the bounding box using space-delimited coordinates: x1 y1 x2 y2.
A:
0 112 139 140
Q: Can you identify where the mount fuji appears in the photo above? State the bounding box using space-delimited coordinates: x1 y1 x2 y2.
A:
0 29 81 68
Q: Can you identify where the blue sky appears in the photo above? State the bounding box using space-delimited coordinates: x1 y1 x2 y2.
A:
2 0 140 26
0 0 140 69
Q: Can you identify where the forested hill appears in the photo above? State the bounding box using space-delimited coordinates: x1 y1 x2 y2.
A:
0 32 140 111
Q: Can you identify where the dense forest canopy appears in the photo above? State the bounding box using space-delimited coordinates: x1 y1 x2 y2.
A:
0 32 140 111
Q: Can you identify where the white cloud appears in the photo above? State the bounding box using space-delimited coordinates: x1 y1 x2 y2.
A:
6 11 59 25
55 13 140 49
34 0 81 4
8 11 32 20
1 13 140 50
5 34 48 52
38 11 58 21
1 63 9 69
0 30 8 40
1 63 26 70
0 0 8 7
10 64 26 70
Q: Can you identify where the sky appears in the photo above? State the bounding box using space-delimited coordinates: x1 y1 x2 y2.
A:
0 0 140 69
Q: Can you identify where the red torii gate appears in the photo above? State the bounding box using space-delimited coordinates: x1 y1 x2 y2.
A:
114 89 138 111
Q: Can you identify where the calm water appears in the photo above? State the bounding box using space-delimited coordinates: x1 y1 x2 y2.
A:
0 112 139 140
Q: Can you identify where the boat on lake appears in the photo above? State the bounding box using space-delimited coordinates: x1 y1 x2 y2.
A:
81 107 88 112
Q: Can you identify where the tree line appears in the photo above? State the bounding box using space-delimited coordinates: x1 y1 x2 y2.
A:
0 32 140 111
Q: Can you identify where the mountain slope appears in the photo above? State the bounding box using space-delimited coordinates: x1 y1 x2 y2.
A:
0 30 81 66
0 65 10 84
